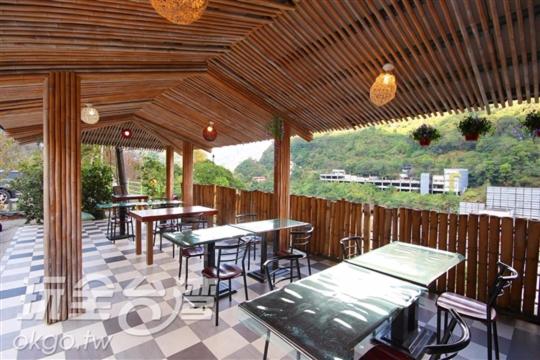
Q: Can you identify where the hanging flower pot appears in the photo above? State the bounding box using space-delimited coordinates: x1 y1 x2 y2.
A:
457 114 492 141
411 124 441 147
522 110 540 137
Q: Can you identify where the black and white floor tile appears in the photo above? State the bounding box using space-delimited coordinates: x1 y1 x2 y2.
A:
0 221 539 359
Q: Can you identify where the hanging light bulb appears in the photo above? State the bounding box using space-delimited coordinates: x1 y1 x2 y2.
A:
370 64 397 107
149 0 208 25
202 121 217 141
121 128 132 139
81 104 99 124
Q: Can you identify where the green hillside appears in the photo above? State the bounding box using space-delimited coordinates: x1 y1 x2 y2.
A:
235 104 540 211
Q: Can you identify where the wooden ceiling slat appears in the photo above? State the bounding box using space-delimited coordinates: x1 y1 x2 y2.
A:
528 0 539 101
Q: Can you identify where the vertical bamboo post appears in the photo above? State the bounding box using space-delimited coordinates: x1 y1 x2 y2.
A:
182 142 194 205
165 146 175 200
274 122 291 251
43 72 82 324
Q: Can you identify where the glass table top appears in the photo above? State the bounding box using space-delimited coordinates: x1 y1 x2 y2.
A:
230 218 309 233
346 241 465 287
162 225 252 247
239 262 424 360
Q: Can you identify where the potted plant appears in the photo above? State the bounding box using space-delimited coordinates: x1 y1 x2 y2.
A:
411 124 441 147
522 110 540 137
457 114 492 141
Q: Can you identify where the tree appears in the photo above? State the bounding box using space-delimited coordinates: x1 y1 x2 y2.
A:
82 161 113 219
137 153 166 198
194 160 245 188
12 154 44 223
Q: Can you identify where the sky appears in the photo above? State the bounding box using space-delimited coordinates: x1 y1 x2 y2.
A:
210 140 272 171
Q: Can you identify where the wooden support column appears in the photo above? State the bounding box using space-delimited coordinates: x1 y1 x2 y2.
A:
165 146 175 200
182 142 194 205
274 123 291 251
43 72 82 323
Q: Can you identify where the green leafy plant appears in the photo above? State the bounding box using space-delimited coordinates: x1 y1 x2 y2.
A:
82 161 113 219
411 124 441 146
12 155 44 223
457 114 492 140
522 110 540 136
267 115 284 139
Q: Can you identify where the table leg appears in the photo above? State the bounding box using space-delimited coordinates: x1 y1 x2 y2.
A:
247 232 271 282
146 221 153 265
119 206 127 236
135 220 142 255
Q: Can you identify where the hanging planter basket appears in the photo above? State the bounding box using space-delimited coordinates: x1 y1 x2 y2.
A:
522 110 540 138
457 114 492 141
411 124 441 147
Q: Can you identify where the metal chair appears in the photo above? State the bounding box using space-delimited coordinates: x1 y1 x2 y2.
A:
279 224 314 275
339 236 363 260
177 214 209 287
262 254 303 360
202 238 251 326
436 261 518 360
235 213 262 270
360 309 470 360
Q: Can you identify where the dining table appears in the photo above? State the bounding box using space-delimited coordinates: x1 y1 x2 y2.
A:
240 241 464 359
229 219 310 282
128 205 218 265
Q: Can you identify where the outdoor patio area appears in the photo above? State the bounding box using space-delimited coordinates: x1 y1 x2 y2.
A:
0 221 538 360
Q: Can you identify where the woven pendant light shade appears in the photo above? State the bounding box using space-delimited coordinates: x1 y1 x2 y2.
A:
150 0 208 25
370 64 397 107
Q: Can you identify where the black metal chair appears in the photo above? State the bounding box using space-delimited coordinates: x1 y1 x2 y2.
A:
235 213 262 270
262 254 303 360
339 236 363 260
177 214 209 287
279 224 314 275
202 238 251 326
360 309 470 360
436 261 518 360
106 205 135 242
153 200 181 251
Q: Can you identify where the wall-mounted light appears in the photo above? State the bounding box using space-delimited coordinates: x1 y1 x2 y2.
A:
121 128 132 139
202 121 217 142
81 104 99 124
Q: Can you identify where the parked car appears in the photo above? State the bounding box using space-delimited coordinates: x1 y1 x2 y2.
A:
0 170 21 205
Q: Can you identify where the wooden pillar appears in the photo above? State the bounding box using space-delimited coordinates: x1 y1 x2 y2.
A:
182 142 194 205
43 72 82 323
165 146 175 200
274 123 291 251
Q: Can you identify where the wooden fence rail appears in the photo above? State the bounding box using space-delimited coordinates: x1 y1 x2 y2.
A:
193 184 540 323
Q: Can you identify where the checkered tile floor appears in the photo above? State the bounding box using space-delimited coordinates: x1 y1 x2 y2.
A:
1 221 539 359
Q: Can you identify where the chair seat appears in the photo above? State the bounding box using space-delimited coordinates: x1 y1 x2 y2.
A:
202 263 243 280
276 250 304 259
242 234 262 243
181 246 204 257
359 344 411 360
436 292 496 321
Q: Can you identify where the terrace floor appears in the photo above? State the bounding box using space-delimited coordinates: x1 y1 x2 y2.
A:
0 221 539 360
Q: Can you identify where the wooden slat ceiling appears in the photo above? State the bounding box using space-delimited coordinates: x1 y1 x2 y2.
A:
81 121 167 151
0 0 538 148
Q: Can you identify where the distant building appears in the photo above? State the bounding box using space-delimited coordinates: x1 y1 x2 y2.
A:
460 186 540 220
252 176 267 183
319 169 468 195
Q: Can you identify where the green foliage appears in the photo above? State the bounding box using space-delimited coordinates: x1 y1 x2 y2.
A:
194 160 245 188
82 161 113 219
457 114 492 136
411 124 441 141
522 110 540 133
12 154 44 223
137 153 166 199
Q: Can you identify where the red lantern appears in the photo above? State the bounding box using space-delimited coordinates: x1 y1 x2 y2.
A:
121 128 132 139
203 121 217 142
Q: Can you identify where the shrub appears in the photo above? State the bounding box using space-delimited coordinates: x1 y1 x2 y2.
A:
82 161 113 219
13 155 44 223
522 110 540 135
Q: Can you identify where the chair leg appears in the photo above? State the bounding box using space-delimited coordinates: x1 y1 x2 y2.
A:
178 253 183 279
215 280 220 326
185 256 189 289
228 279 232 302
493 321 500 360
296 259 302 280
159 232 163 251
263 331 270 360
487 319 493 360
172 244 175 258
243 271 249 300
306 253 312 275
436 307 441 343
247 245 251 270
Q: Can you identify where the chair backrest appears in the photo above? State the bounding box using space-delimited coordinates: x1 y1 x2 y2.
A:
340 236 363 260
181 213 208 230
424 309 470 360
290 224 314 248
235 213 257 224
486 261 519 308
112 185 124 196
215 238 251 270
263 255 302 290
